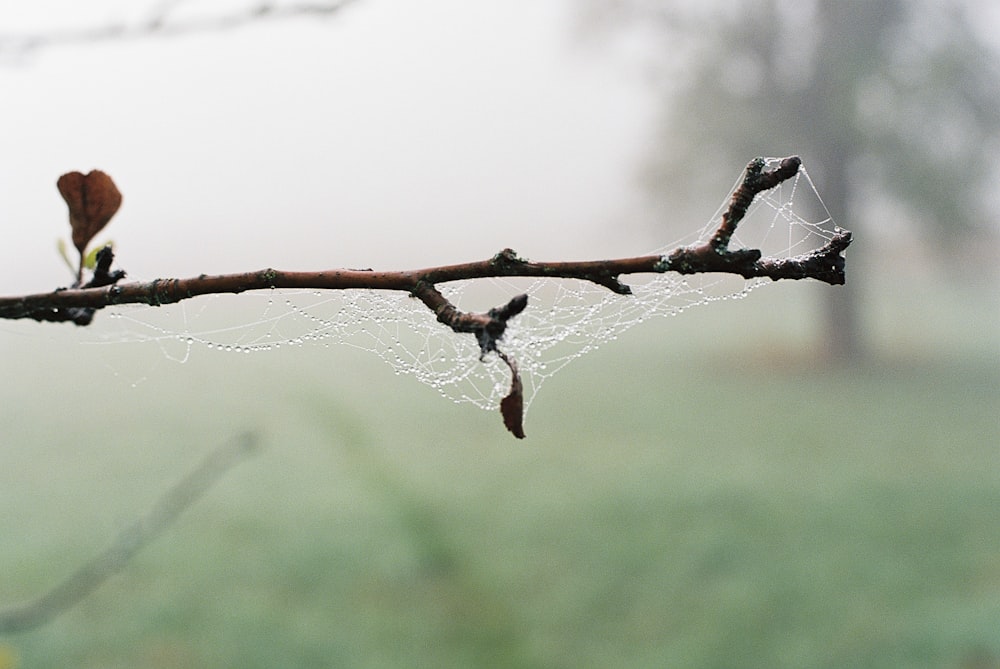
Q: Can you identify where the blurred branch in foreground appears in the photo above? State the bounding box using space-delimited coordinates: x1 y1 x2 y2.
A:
0 1 358 58
0 433 260 634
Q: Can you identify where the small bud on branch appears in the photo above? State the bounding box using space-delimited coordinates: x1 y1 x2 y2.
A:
0 156 851 437
56 170 123 286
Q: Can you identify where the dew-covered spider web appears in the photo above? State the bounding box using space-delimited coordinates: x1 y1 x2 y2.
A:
90 158 837 414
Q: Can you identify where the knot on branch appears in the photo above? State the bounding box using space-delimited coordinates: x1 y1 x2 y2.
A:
478 293 528 359
88 245 127 288
664 244 762 277
491 248 527 270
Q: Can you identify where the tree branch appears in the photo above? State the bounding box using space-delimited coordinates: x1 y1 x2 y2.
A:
0 232 850 324
0 154 850 324
0 432 259 634
0 1 358 58
660 156 851 284
0 155 851 437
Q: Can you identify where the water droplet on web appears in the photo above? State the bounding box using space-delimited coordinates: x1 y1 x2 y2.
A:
88 159 833 416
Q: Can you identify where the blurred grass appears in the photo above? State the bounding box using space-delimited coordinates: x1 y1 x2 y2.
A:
0 277 998 668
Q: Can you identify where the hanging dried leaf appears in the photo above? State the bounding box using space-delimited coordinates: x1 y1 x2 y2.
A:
57 170 122 254
499 353 525 439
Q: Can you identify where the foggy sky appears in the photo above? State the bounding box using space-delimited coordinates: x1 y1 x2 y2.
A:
0 0 657 296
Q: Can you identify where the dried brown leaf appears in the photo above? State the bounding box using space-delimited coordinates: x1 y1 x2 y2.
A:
57 170 122 254
499 354 525 439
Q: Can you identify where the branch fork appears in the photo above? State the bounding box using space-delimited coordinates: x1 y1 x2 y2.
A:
661 156 851 285
0 157 851 437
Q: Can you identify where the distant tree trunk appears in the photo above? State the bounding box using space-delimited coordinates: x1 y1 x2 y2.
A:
817 151 864 361
804 30 866 362
581 0 1000 361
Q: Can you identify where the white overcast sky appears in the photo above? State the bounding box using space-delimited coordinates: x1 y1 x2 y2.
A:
0 0 660 295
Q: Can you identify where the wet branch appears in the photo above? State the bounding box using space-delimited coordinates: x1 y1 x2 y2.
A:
0 155 851 438
661 156 851 284
0 157 850 327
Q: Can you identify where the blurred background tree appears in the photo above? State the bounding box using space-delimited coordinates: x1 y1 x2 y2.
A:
581 0 1000 361
2 4 998 667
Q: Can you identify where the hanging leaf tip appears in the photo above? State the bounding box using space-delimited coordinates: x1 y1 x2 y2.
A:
498 352 526 439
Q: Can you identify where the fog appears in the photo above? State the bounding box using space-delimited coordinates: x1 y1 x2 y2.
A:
2 4 998 666
0 0 657 296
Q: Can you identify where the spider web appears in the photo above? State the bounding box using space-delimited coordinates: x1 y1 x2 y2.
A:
91 158 837 414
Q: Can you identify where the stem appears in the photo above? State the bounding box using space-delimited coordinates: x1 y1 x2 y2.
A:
0 236 849 325
0 156 850 326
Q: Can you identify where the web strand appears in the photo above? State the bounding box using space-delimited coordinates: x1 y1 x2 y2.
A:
79 159 838 414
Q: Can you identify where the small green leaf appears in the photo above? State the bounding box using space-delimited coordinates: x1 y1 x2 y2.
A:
83 241 113 270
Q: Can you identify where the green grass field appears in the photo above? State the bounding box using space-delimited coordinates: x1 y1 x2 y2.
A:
1 279 998 668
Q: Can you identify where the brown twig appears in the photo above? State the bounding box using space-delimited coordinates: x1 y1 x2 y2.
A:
0 228 849 328
0 155 850 438
660 156 851 285
0 237 849 324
